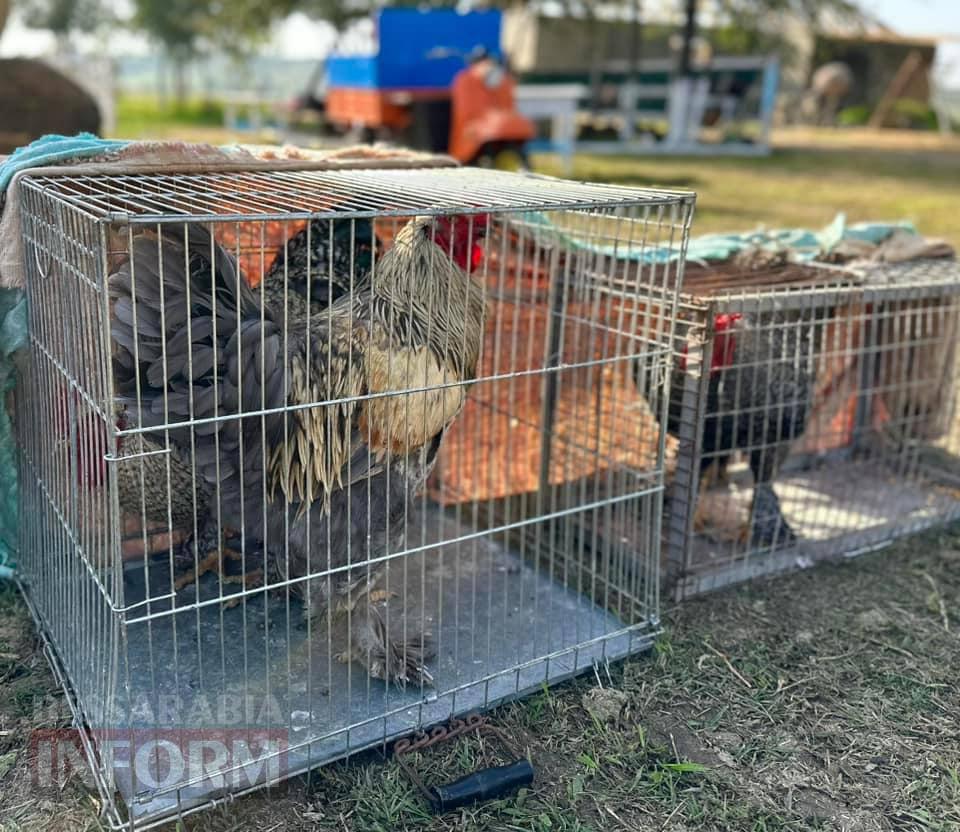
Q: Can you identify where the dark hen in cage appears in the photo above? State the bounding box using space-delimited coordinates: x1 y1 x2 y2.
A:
260 217 381 316
652 250 960 600
655 305 826 547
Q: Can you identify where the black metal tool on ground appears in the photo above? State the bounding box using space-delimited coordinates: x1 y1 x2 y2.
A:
394 713 534 814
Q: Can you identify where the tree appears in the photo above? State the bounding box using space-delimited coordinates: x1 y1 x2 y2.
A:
296 0 377 31
19 0 106 48
709 0 867 56
131 0 298 103
716 0 864 26
296 0 467 31
132 0 203 103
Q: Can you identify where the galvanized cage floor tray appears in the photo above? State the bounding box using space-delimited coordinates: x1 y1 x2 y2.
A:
109 509 651 825
677 455 960 597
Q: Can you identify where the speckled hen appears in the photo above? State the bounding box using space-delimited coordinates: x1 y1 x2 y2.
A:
259 218 380 319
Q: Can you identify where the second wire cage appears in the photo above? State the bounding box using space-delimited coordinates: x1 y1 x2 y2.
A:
659 253 960 599
15 165 694 827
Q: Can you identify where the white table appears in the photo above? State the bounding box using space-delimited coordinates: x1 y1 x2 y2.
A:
515 84 586 172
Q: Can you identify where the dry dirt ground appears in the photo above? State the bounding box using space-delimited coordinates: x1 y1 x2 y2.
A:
0 522 958 832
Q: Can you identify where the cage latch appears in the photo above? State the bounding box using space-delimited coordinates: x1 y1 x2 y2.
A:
394 713 534 814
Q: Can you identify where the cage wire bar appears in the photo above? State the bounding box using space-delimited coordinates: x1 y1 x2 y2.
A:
658 256 960 600
13 166 694 828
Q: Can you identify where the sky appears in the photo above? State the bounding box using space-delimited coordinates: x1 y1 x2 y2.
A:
861 0 960 38
1 1 958 78
0 11 336 59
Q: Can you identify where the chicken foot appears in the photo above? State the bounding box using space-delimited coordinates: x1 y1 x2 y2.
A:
333 568 390 613
173 527 265 605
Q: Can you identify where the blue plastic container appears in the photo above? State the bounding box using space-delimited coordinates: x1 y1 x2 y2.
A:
326 56 379 89
326 7 502 91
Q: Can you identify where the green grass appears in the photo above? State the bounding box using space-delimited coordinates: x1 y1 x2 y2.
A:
1 528 958 830
533 147 960 244
114 95 227 140
212 527 960 831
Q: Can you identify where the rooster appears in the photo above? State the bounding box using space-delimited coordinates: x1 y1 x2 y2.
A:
109 213 489 685
651 307 821 548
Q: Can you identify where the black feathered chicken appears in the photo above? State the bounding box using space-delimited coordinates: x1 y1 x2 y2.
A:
653 307 821 548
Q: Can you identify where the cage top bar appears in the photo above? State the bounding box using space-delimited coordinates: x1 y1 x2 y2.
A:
20 167 696 224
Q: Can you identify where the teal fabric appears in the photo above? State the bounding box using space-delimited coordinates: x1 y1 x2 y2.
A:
524 211 914 264
685 213 914 263
0 133 128 578
0 132 128 194
0 290 26 579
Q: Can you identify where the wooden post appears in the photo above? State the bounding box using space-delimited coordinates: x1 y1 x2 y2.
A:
868 50 924 129
678 0 698 78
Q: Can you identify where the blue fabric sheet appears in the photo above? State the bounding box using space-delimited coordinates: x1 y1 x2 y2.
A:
0 290 26 579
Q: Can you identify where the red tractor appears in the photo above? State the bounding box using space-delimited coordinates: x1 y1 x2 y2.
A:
321 9 534 169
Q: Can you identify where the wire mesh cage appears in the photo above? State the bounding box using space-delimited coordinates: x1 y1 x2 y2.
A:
659 253 960 600
12 166 694 828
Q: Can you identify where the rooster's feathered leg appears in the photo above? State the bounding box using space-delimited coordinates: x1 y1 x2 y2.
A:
339 597 435 688
332 568 391 613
